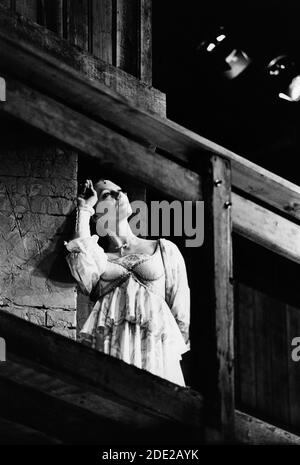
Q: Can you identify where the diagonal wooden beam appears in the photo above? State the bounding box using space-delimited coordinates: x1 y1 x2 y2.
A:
0 75 201 201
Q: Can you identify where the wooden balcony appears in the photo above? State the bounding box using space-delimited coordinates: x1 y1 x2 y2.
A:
1 3 300 444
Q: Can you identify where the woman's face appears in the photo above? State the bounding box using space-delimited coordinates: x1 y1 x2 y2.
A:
94 179 132 234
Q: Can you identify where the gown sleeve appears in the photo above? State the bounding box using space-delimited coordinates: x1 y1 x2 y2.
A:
64 235 107 295
160 239 190 349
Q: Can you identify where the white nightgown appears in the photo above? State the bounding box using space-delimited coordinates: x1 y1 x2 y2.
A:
65 236 190 386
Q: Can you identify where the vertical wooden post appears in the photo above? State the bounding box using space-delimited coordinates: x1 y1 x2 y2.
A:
201 154 235 441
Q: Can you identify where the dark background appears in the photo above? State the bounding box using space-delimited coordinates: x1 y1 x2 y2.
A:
153 0 300 183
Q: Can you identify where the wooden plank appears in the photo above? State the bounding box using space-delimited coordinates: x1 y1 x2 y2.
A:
286 304 300 430
253 289 273 418
36 0 63 36
235 410 300 444
233 193 300 265
139 0 152 84
92 0 113 63
0 76 201 201
0 371 131 444
64 0 89 52
0 5 298 217
0 4 166 115
269 297 290 425
15 0 37 20
0 309 203 431
116 0 139 76
235 282 257 410
201 155 234 440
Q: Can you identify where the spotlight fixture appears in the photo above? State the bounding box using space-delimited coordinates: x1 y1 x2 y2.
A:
196 26 251 79
267 55 300 102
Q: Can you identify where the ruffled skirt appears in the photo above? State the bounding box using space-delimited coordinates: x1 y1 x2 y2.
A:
79 276 188 386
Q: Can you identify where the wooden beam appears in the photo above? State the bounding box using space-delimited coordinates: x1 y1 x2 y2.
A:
0 5 298 220
0 309 203 434
0 4 166 116
201 156 235 440
0 76 200 201
233 193 300 266
235 410 300 445
139 0 152 84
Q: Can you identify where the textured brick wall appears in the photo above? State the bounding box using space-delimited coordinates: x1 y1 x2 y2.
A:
0 127 77 339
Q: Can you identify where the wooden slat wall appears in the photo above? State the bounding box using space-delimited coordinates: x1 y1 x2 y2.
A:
139 0 152 84
9 0 153 83
287 304 300 430
63 0 90 51
235 237 300 435
92 0 113 63
116 0 139 75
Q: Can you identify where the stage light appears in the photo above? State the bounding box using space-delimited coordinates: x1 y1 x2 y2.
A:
267 55 300 102
196 26 251 79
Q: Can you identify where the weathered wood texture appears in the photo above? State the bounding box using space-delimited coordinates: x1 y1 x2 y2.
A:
235 410 300 445
116 0 139 75
234 235 300 436
0 76 200 201
7 0 153 83
0 130 77 339
92 0 113 63
1 5 299 219
233 193 300 266
63 0 89 51
201 156 234 439
0 4 165 116
139 0 152 84
0 309 203 444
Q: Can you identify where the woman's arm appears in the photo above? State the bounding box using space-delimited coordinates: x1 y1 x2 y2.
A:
73 179 98 239
65 180 107 295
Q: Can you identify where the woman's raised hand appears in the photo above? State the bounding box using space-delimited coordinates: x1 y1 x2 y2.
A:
78 179 98 208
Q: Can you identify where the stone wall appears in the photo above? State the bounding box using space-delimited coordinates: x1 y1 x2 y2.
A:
0 124 77 338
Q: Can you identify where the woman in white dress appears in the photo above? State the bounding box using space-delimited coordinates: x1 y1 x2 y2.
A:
65 179 190 386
